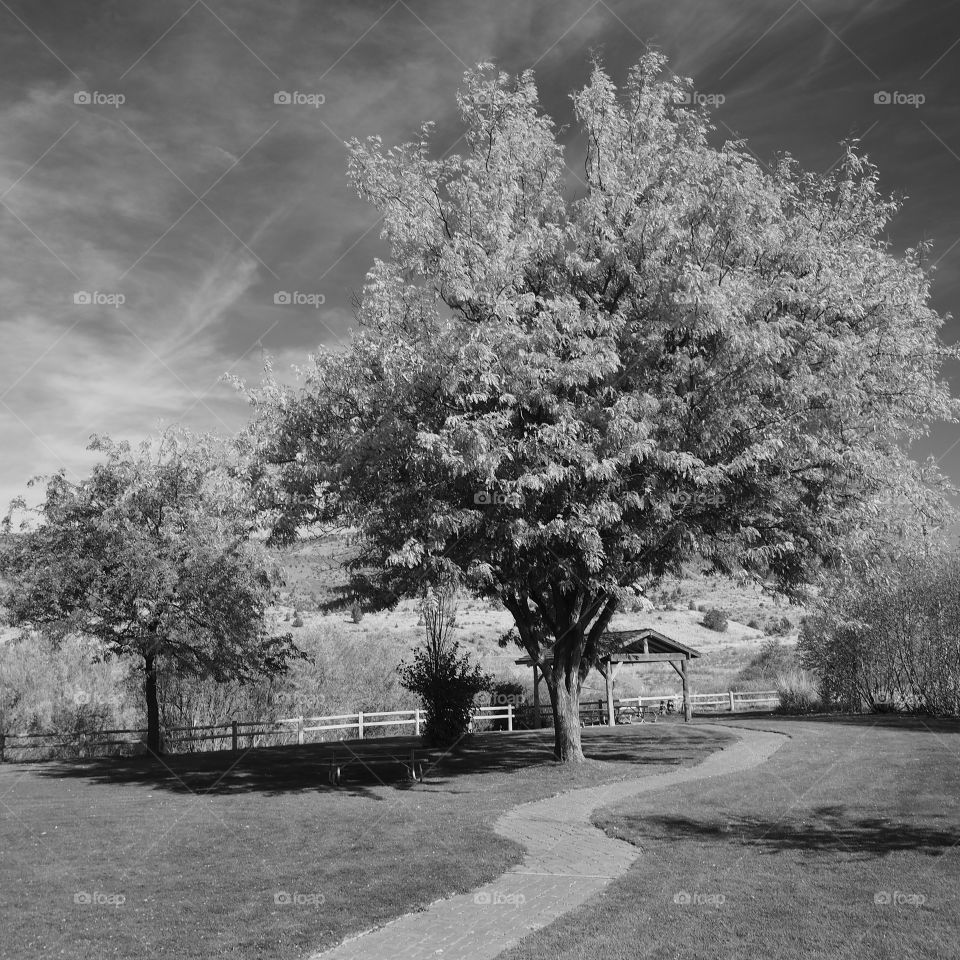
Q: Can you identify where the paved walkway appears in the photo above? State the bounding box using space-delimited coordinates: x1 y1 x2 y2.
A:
309 724 786 960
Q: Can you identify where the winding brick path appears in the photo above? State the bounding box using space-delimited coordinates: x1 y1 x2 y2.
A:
309 724 786 960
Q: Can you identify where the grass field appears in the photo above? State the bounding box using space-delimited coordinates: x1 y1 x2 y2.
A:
498 716 960 960
0 724 732 959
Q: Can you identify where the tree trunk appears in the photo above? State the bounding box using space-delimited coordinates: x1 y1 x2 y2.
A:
144 651 162 755
503 587 618 765
546 675 584 762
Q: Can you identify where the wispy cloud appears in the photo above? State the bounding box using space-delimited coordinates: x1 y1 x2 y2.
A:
1 0 958 509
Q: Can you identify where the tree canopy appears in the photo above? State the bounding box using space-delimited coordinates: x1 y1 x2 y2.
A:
0 430 303 752
241 53 957 761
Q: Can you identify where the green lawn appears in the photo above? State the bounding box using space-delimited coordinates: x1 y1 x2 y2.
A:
498 716 960 960
0 724 731 959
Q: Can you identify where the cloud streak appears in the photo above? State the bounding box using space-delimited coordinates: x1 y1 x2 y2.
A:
1 0 958 508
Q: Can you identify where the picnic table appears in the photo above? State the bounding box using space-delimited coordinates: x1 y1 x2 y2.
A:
327 747 426 785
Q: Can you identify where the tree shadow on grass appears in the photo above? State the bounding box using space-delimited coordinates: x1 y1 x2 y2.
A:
617 804 959 858
24 725 732 799
710 713 960 735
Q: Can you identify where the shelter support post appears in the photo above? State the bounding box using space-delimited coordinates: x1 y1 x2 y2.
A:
605 660 621 727
533 664 541 729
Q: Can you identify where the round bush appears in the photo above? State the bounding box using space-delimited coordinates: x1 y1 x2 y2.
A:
702 607 729 632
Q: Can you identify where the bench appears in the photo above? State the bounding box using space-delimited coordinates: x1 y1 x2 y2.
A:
327 748 426 785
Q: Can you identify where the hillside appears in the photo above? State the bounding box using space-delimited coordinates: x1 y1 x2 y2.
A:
274 535 807 699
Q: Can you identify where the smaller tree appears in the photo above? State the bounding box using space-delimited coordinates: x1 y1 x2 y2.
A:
702 608 729 632
0 430 304 754
398 586 490 747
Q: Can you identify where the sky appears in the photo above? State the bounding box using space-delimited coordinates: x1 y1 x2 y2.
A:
2 0 960 512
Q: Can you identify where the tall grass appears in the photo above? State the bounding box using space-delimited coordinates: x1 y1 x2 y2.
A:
775 669 821 714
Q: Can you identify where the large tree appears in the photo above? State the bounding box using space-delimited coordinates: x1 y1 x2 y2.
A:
241 54 957 761
0 431 303 753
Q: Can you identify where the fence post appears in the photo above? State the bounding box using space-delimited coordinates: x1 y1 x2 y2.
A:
414 707 421 736
729 691 736 713
297 716 304 745
231 719 239 752
0 733 5 763
507 704 513 732
358 711 364 740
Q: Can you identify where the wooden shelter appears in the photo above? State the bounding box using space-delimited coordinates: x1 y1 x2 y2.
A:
515 628 702 725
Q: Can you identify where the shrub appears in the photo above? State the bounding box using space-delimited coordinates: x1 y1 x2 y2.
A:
399 642 490 747
489 678 524 708
747 618 761 630
701 607 728 632
291 615 304 628
688 600 698 610
735 638 796 683
350 603 364 624
775 670 820 714
399 585 491 747
768 615 792 635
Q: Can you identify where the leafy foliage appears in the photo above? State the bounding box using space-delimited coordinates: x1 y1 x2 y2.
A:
735 638 796 683
0 430 304 751
399 641 490 747
701 607 729 632
398 586 491 746
240 53 957 761
800 541 960 715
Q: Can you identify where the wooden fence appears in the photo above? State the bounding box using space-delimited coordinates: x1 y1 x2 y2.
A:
0 691 778 761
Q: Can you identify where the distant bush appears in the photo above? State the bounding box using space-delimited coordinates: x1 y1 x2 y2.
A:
747 618 761 630
350 603 365 624
291 615 304 628
701 608 728 632
736 639 796 683
688 600 698 610
768 615 792 636
775 670 820 714
489 678 524 707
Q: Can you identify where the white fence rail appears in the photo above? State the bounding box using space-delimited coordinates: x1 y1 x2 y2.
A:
277 704 515 742
0 692 778 760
